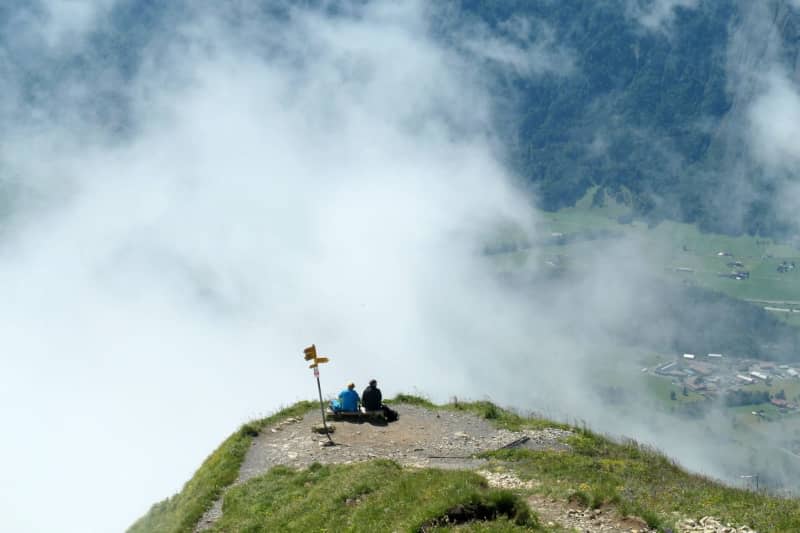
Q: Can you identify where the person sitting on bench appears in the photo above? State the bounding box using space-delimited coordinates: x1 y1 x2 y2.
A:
362 379 383 411
330 381 360 412
362 379 398 421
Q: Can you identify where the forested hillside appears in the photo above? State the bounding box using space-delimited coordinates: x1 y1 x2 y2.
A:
454 0 800 236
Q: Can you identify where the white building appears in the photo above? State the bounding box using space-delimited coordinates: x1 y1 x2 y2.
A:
683 353 696 360
750 371 768 381
707 353 723 359
657 362 677 374
737 374 755 383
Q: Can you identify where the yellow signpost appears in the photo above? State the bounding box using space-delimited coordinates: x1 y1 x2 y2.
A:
303 344 333 445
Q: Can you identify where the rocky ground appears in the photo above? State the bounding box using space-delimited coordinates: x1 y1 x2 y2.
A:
675 516 756 533
238 404 573 478
194 404 757 532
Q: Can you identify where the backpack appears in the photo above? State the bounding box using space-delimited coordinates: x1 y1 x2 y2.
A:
383 405 399 422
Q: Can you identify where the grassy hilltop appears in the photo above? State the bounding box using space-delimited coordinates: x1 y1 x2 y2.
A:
129 396 800 533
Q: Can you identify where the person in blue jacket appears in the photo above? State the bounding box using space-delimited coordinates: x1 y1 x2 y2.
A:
330 382 360 412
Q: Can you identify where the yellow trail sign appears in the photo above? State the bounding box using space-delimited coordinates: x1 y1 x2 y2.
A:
303 344 329 366
303 345 317 361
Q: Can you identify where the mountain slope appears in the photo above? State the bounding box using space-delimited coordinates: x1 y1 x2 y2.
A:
129 397 800 532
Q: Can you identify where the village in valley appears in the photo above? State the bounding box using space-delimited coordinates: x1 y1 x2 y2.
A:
646 352 800 415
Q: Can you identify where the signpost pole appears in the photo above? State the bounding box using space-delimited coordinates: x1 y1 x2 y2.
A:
304 344 334 446
315 367 333 444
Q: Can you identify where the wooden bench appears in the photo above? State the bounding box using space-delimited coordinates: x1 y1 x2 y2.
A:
326 408 387 422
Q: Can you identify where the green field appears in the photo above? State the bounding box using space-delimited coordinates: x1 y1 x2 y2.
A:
491 186 800 309
554 190 800 301
642 375 707 404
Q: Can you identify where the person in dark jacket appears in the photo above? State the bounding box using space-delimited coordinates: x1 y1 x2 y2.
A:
361 379 398 421
362 379 382 411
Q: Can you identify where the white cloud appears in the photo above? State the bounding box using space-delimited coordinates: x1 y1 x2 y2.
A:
746 69 800 228
8 0 117 51
626 0 699 32
748 70 800 172
457 15 575 77
729 2 800 230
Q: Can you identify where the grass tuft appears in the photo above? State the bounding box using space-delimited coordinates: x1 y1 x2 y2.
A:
388 393 437 408
568 490 591 508
445 400 568 432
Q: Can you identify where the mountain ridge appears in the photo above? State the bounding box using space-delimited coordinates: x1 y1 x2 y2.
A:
129 396 800 532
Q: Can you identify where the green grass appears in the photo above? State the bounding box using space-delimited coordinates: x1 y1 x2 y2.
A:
644 375 705 401
444 400 569 432
212 460 539 532
387 393 437 409
127 401 315 533
484 429 800 532
528 191 800 303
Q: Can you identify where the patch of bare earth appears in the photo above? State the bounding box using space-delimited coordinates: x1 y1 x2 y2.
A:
477 470 652 532
236 404 572 479
529 494 654 532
